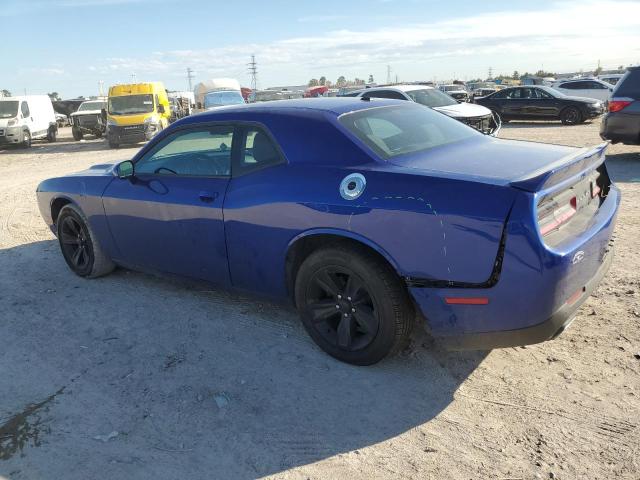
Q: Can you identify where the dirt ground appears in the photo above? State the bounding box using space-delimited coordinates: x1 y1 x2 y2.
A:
0 120 639 480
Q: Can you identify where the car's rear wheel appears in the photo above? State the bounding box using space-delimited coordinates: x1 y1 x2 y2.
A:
72 127 83 141
56 204 115 278
560 107 582 125
47 126 57 142
295 244 414 365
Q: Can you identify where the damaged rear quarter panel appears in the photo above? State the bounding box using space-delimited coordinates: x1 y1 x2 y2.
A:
346 168 516 284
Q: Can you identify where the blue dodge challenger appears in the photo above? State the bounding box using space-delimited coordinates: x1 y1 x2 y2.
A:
36 98 619 365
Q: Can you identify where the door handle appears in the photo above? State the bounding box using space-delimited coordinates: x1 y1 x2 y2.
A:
199 191 218 203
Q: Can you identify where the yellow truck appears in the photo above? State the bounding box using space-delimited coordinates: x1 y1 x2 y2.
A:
106 82 170 148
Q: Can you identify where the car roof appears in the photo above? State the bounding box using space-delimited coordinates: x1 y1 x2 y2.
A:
358 84 435 94
188 97 404 119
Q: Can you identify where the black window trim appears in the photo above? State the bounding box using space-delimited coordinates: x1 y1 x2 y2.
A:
233 123 287 178
131 120 288 180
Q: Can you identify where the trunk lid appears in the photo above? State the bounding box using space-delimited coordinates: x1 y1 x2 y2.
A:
387 136 587 187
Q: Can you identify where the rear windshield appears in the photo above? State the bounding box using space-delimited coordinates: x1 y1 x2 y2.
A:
406 89 457 107
339 104 479 160
613 69 640 99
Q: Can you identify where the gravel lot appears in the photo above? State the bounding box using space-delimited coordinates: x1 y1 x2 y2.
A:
0 120 639 480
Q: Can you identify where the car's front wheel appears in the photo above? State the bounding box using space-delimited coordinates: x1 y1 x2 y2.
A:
72 127 83 141
295 244 414 365
560 107 583 125
56 204 115 278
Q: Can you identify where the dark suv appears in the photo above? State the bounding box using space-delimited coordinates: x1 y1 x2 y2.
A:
600 66 640 145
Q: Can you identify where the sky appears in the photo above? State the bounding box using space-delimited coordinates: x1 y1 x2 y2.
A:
1 0 639 98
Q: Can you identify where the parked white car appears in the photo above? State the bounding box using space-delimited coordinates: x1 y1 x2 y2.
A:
551 78 614 102
0 95 58 148
348 84 500 135
597 74 624 86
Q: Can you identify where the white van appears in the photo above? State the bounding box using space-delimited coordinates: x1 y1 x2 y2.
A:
0 95 58 148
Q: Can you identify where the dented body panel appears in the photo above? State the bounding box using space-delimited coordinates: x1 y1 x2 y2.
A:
36 98 619 349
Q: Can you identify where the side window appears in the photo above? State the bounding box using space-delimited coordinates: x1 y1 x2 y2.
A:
506 89 522 99
21 102 30 118
587 81 607 89
362 90 406 100
493 90 509 99
135 126 233 177
535 88 553 99
237 127 284 176
560 82 577 89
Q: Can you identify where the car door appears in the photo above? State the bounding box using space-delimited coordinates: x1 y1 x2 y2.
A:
222 125 289 296
531 87 561 117
501 88 527 117
583 80 612 102
20 101 34 135
102 125 235 285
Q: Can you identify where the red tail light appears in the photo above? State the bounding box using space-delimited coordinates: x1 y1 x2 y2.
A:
608 100 632 112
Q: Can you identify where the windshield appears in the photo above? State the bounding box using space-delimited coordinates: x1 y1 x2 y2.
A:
406 89 457 107
443 85 465 92
339 104 478 160
537 86 564 98
108 94 154 115
204 91 245 109
78 101 106 112
0 101 19 118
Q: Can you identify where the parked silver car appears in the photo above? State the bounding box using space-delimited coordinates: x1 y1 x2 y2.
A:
347 84 500 135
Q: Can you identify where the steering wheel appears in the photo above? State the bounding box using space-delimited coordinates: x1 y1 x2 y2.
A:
155 167 178 175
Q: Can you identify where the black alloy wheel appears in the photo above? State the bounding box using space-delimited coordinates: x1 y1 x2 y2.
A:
295 244 414 365
58 213 94 276
304 266 379 352
560 107 582 125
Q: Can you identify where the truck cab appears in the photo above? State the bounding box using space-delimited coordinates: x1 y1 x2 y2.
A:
0 95 58 148
106 82 170 148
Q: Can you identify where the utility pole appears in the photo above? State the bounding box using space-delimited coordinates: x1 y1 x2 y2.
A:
98 80 104 97
386 65 392 84
187 67 195 91
248 55 258 92
131 72 137 83
488 66 493 79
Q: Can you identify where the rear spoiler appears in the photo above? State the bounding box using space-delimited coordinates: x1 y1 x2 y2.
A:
510 142 608 192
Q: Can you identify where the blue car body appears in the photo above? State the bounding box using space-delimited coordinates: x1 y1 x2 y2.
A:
37 98 619 349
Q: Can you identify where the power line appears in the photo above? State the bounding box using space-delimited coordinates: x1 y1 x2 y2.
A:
187 67 195 91
248 55 258 91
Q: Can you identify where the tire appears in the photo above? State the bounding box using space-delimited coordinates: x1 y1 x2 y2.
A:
47 126 57 142
21 130 31 148
295 244 414 365
560 107 582 125
108 139 119 148
56 204 115 278
72 127 83 141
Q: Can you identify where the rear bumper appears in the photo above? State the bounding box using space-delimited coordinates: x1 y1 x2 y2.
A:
600 112 640 145
439 246 613 350
409 183 620 350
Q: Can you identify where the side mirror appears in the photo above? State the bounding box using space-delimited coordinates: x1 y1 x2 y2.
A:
116 160 134 179
157 104 165 114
